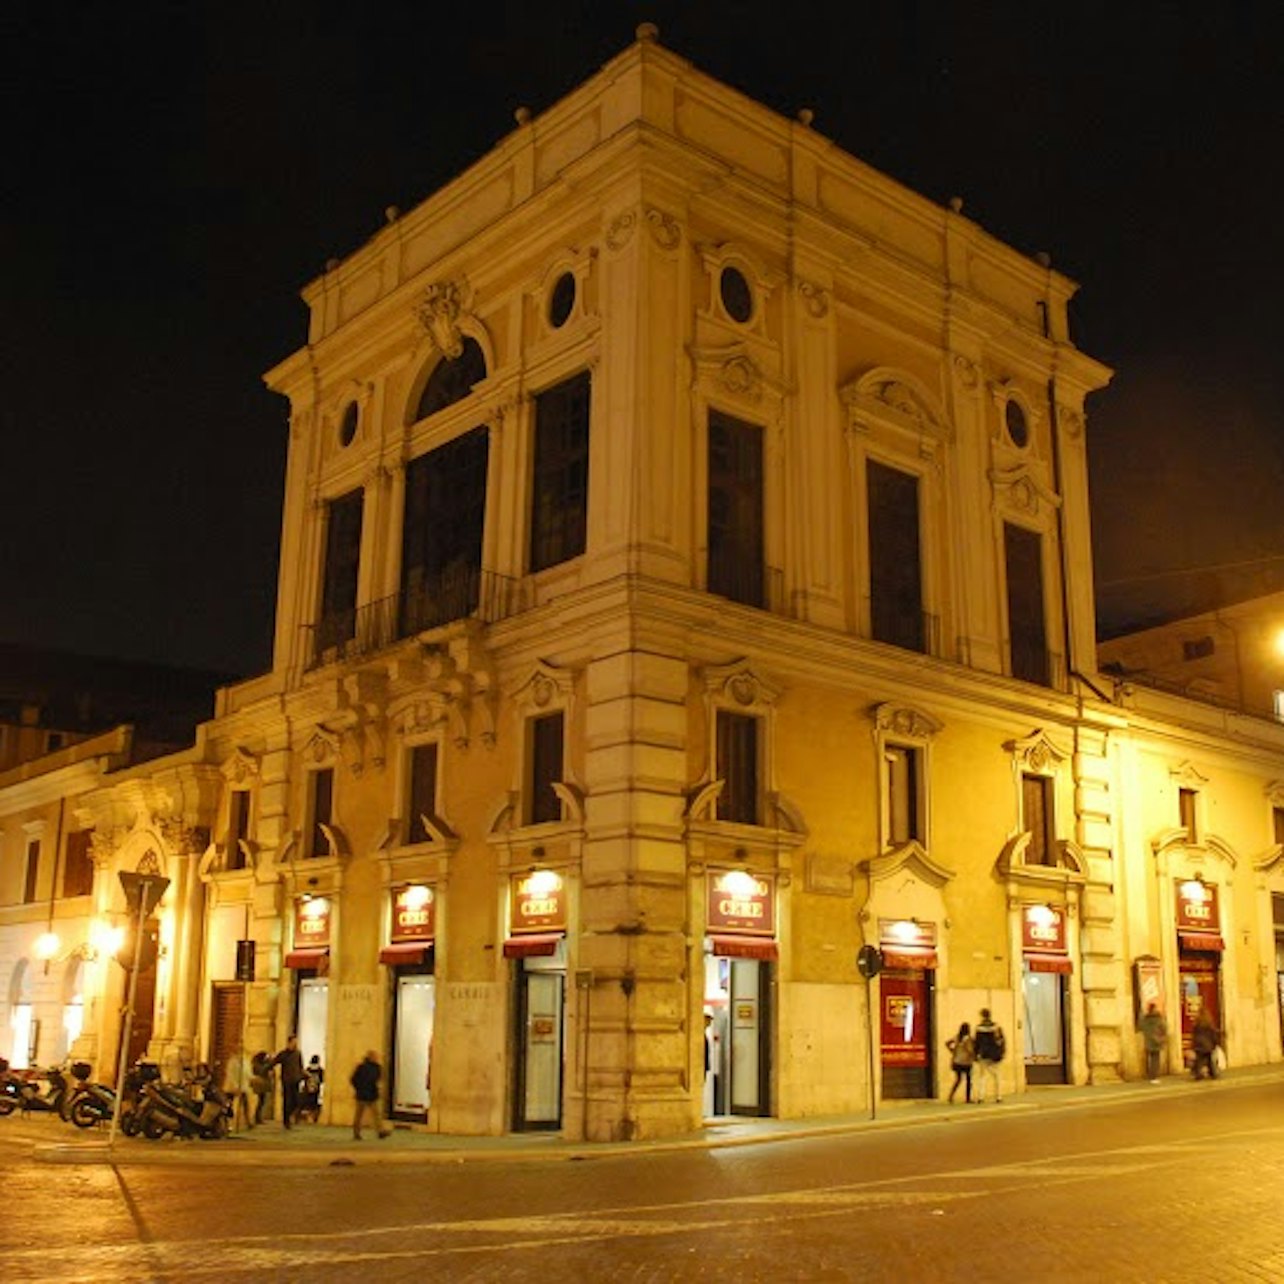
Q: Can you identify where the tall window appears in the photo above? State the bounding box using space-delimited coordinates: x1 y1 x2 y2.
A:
1005 523 1050 686
527 713 564 826
1022 774 1056 866
885 744 922 846
867 460 924 652
23 840 40 903
707 411 765 608
716 711 760 825
400 427 489 635
62 829 95 898
227 791 250 871
317 489 363 652
306 769 334 859
407 743 439 844
1274 806 1284 848
530 371 590 572
1178 787 1198 840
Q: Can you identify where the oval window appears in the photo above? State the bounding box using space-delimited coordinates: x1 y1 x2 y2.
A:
549 272 576 328
719 266 753 324
1005 399 1029 448
339 402 359 447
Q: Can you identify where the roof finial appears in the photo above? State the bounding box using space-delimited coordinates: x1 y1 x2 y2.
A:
636 21 659 43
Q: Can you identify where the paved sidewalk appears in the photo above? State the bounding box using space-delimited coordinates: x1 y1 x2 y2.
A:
10 1062 1283 1168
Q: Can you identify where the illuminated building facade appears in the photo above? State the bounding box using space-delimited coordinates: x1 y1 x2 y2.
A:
4 28 1283 1137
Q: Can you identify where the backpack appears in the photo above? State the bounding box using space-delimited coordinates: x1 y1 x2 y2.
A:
303 1070 320 1095
978 1025 1006 1062
991 1027 1006 1062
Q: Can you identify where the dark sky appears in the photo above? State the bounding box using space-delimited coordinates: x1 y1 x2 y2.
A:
3 2 1282 675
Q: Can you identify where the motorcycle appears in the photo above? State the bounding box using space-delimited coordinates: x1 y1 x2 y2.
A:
11 1065 70 1117
116 1060 161 1137
138 1067 230 1140
67 1061 117 1129
0 1058 16 1116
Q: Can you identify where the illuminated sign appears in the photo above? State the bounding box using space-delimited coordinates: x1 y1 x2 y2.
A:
706 870 775 936
510 870 566 934
293 896 330 948
1175 882 1220 933
1021 905 1067 954
878 918 936 951
391 884 435 943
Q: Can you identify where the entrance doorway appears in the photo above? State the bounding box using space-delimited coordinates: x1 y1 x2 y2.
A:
391 969 435 1121
209 983 245 1085
1022 966 1068 1084
1179 950 1221 1064
703 952 771 1116
513 949 564 1130
879 967 934 1099
124 919 160 1068
294 974 329 1073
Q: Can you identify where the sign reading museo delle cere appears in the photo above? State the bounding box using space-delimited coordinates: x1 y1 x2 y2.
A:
706 871 776 936
1020 906 1067 954
293 896 330 948
391 884 435 942
1175 882 1220 933
510 873 566 934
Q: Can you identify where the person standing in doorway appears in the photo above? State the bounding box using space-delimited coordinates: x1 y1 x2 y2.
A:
351 1049 390 1140
1190 1009 1222 1080
222 1048 254 1131
973 1008 1006 1103
946 1022 975 1103
271 1035 304 1129
1138 1002 1168 1084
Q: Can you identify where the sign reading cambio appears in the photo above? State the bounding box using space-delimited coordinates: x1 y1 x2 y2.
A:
294 896 330 948
1021 905 1067 954
391 884 435 943
706 870 775 936
510 871 566 934
1176 881 1220 933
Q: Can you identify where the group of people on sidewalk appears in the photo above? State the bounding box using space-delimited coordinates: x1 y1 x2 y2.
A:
220 1039 390 1139
944 1001 1226 1103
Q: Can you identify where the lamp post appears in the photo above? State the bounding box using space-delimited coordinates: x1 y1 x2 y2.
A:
107 871 169 1152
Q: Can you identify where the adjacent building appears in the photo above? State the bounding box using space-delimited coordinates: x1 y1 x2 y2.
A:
4 27 1282 1141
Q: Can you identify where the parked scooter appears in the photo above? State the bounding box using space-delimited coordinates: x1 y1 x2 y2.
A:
139 1066 230 1140
13 1065 70 1117
67 1061 117 1129
0 1057 16 1116
116 1060 162 1137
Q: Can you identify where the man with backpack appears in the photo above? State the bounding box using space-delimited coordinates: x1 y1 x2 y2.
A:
973 1007 1006 1103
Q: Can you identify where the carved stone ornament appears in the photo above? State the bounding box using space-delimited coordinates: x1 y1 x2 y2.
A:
415 279 474 360
606 209 637 251
952 354 979 391
841 367 952 443
872 702 943 742
989 464 1061 517
797 279 830 319
220 748 260 786
702 661 782 709
644 206 682 251
1005 729 1068 774
722 354 762 400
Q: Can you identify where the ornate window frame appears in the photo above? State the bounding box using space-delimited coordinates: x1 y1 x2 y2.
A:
871 702 943 855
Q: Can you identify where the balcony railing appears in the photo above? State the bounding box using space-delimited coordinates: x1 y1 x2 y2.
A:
707 554 785 614
302 569 518 671
869 603 942 658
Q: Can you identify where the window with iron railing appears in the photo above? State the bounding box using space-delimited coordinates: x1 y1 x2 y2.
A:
868 460 926 654
707 411 765 609
316 488 363 653
1005 523 1051 687
530 371 590 573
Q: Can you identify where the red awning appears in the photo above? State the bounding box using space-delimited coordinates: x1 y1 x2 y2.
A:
284 947 329 970
503 933 563 959
881 948 938 971
1179 932 1224 953
379 942 432 966
1025 953 1074 974
708 934 779 961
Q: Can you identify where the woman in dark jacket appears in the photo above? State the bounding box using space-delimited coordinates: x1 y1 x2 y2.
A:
946 1022 975 1103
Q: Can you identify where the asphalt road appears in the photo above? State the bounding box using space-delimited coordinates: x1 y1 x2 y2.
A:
3 1081 1283 1283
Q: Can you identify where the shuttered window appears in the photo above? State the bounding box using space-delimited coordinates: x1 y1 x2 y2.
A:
716 711 760 825
63 829 95 898
527 713 565 826
1023 774 1056 866
408 743 439 844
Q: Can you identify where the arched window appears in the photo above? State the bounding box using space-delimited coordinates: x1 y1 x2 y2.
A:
60 958 85 1062
8 959 34 1069
413 338 487 422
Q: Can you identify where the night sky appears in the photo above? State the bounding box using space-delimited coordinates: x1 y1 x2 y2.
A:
4 2 1282 676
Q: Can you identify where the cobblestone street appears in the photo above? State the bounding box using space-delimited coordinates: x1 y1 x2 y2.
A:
3 1073 1283 1281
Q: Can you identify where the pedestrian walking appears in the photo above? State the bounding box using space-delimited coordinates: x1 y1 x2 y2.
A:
1190 1009 1222 1081
973 1008 1006 1103
298 1054 324 1123
271 1034 305 1128
222 1048 255 1130
1137 1002 1168 1083
249 1050 273 1124
350 1049 390 1140
946 1022 975 1103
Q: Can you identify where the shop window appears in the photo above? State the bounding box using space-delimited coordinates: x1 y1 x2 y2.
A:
23 839 40 903
316 489 363 654
868 460 924 653
1178 787 1198 840
707 411 764 608
716 710 760 825
885 744 923 846
414 337 487 421
400 427 489 635
62 828 95 898
305 768 334 858
407 742 440 844
1022 774 1055 866
529 371 591 573
227 790 250 871
1005 523 1050 686
527 713 565 825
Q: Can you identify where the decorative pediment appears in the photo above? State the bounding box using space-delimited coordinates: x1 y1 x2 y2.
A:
510 660 574 713
988 464 1062 517
1253 844 1284 876
1005 729 1068 774
872 701 943 742
220 748 260 786
1152 828 1237 868
864 840 955 889
689 343 789 408
841 367 952 444
702 661 782 710
684 785 805 838
1170 761 1211 789
302 727 342 767
415 277 475 360
996 834 1087 888
1265 780 1284 808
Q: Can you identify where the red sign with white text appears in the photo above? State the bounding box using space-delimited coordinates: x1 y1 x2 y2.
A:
1175 883 1220 933
510 873 566 934
706 871 776 937
293 897 330 948
1021 906 1067 954
391 885 435 943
